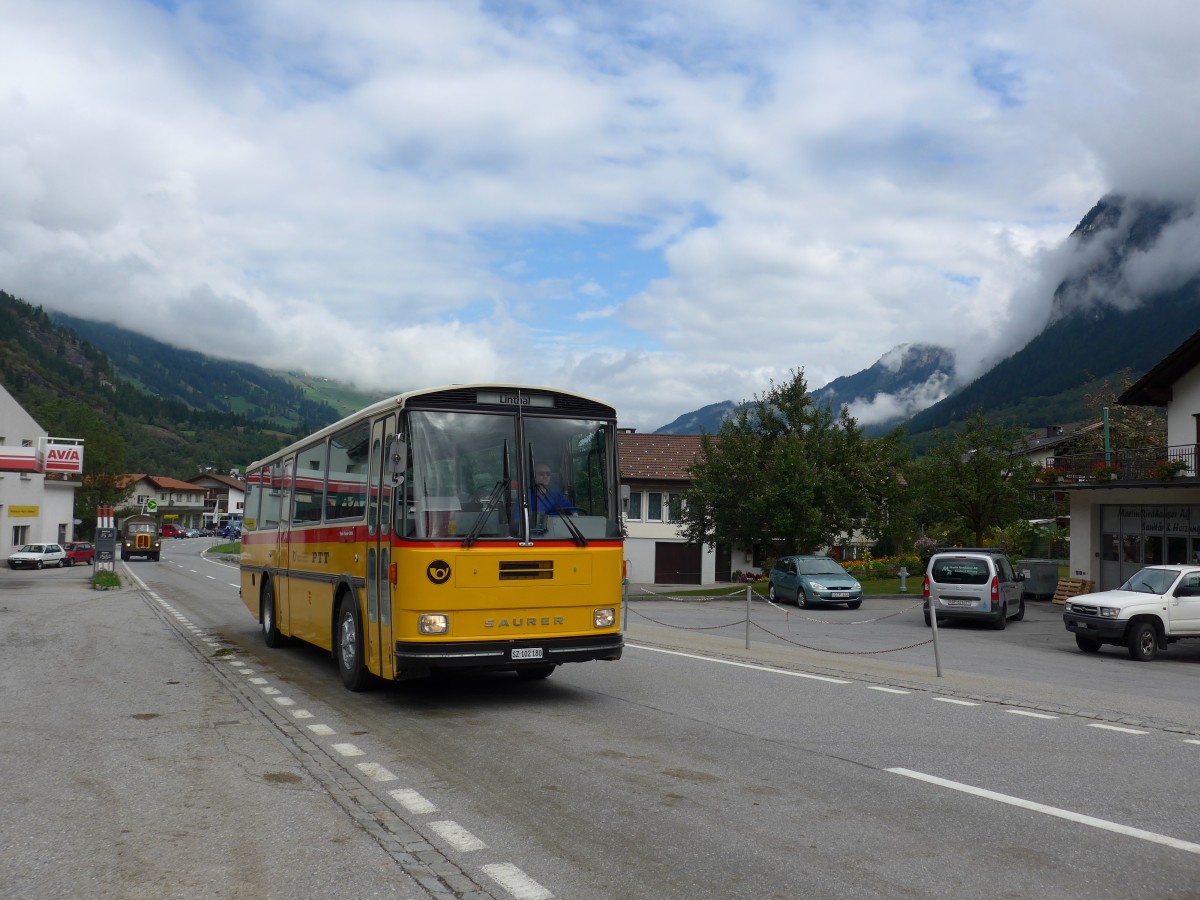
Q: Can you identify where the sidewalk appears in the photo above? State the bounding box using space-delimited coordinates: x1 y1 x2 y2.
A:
0 567 432 899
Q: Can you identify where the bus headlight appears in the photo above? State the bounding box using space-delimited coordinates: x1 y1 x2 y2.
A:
594 607 616 628
418 613 449 634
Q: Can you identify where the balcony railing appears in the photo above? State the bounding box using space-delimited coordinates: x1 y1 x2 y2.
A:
1040 444 1198 485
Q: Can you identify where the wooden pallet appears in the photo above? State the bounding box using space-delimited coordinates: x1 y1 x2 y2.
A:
1052 578 1094 605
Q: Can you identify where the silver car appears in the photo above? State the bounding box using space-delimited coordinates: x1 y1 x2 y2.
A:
923 549 1025 628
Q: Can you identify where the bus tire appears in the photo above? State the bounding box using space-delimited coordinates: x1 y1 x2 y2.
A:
336 596 374 692
517 665 556 680
261 581 287 648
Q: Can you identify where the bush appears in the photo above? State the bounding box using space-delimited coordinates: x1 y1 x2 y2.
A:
91 570 121 589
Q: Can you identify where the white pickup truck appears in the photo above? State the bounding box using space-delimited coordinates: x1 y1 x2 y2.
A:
1062 565 1200 661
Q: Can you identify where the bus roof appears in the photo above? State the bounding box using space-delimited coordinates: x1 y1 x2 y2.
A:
245 383 616 472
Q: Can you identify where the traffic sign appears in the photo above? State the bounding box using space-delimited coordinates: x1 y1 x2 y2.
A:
146 499 159 512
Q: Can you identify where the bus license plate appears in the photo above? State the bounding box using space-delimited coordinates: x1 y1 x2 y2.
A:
832 591 849 598
512 647 543 660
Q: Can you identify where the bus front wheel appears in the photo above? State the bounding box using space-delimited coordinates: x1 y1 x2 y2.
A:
261 582 287 648
517 665 556 681
336 597 374 692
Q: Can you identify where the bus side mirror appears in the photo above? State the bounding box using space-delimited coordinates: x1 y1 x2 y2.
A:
386 436 406 483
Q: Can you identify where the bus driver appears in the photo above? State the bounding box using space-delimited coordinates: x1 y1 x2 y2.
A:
531 463 572 516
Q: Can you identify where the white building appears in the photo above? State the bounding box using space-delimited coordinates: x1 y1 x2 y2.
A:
187 471 246 526
1042 328 1200 590
0 382 80 561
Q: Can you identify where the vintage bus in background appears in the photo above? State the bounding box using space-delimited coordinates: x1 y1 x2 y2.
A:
239 384 624 690
119 514 161 561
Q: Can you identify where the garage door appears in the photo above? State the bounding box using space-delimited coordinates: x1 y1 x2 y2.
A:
654 542 702 584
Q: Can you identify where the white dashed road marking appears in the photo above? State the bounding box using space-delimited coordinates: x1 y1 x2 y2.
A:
390 788 438 815
1088 723 1148 735
934 697 979 706
482 863 553 900
888 767 1200 856
430 820 487 852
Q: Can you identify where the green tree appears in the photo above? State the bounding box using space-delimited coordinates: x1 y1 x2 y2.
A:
677 370 907 557
1076 369 1165 453
32 397 127 536
911 412 1037 547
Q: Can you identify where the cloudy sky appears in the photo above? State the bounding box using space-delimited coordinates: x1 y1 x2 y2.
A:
2 1 1198 431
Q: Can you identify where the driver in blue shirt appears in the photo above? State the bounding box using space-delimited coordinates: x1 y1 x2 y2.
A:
531 463 572 516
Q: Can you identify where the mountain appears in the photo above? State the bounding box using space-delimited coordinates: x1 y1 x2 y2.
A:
0 291 384 478
812 343 955 434
654 400 739 435
655 193 1200 442
654 343 955 436
907 194 1200 437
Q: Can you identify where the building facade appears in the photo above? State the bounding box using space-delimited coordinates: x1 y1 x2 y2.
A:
187 471 246 527
1042 329 1200 590
0 383 79 561
115 475 208 529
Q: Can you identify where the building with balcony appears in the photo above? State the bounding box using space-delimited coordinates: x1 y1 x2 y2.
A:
0 382 80 560
115 475 208 529
1036 328 1200 590
187 471 246 528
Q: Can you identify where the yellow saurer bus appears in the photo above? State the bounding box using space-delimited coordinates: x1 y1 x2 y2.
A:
239 384 624 690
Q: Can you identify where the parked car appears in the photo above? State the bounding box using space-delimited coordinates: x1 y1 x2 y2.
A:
160 523 184 539
8 543 67 569
1063 565 1200 661
184 528 201 538
923 548 1025 628
61 541 96 566
768 555 863 608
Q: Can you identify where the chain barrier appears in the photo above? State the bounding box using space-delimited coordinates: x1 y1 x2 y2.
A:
624 603 747 631
626 589 933 656
749 619 934 655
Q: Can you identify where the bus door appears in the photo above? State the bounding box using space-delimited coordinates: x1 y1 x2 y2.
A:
367 415 398 679
275 457 296 637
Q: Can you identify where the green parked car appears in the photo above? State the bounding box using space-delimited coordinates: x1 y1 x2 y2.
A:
768 555 863 609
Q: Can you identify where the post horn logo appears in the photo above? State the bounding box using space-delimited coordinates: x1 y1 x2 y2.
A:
426 560 451 584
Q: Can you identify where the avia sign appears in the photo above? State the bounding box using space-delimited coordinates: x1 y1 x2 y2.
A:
42 443 84 474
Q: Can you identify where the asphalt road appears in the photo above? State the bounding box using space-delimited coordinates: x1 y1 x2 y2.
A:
3 543 1198 899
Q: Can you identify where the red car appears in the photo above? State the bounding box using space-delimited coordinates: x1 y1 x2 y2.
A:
62 541 96 566
160 524 184 538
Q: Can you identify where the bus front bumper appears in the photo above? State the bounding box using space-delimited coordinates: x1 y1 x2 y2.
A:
395 633 624 669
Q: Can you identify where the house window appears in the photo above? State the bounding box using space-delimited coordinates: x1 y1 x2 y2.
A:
11 525 29 547
647 492 663 521
666 493 683 522
627 491 642 520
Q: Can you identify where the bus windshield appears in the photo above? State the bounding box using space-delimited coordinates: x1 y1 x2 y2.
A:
400 408 620 542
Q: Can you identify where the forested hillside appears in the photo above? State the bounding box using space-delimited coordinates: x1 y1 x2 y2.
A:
0 291 376 481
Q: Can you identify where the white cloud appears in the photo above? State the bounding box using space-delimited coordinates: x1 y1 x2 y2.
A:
0 1 1197 434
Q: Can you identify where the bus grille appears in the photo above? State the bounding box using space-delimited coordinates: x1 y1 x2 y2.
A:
499 560 553 581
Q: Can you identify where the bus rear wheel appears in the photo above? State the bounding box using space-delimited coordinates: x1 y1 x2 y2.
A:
336 597 374 692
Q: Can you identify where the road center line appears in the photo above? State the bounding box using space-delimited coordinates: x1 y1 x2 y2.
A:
887 767 1200 855
627 643 852 683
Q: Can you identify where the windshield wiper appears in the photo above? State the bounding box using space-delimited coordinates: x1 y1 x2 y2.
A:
558 510 587 547
462 439 511 549
461 480 505 549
